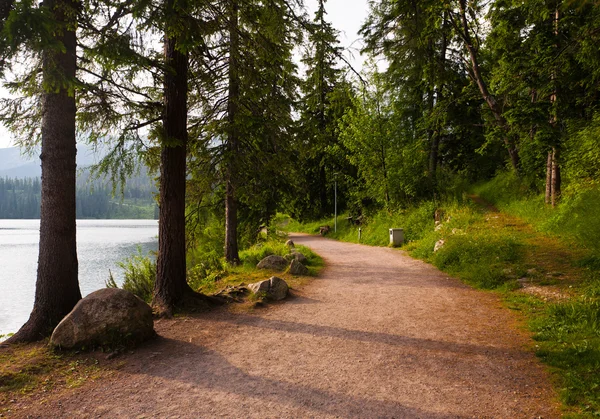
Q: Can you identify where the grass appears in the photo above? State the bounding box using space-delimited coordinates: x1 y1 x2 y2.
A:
108 232 324 305
189 240 324 296
0 343 104 415
280 180 600 417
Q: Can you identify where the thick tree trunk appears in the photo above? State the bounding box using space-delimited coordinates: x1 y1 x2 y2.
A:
225 0 240 264
456 0 519 172
7 0 81 344
153 14 195 314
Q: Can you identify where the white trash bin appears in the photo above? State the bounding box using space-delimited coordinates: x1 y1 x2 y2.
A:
389 228 404 246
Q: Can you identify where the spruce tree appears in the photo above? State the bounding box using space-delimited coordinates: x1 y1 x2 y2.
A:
2 0 82 343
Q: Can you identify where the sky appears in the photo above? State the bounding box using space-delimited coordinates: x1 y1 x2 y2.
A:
0 0 371 149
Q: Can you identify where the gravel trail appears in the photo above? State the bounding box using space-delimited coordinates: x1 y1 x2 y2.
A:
15 233 559 418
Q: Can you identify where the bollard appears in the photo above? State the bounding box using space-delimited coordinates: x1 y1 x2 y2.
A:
358 227 362 242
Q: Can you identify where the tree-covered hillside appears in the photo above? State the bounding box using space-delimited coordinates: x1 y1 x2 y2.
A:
0 174 157 219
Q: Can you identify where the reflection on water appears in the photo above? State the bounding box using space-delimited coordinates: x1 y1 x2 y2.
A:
0 219 158 336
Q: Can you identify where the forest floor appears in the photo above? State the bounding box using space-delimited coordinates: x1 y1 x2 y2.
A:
2 233 560 418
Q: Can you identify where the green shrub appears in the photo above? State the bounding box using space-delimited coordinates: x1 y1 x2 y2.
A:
186 249 226 291
106 247 156 303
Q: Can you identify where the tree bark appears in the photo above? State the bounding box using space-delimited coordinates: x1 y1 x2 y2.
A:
545 151 553 204
152 6 195 314
430 14 449 177
7 0 81 344
225 0 240 264
551 148 561 207
456 0 519 171
547 6 561 206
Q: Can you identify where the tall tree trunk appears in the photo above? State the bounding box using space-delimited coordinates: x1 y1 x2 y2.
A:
547 5 561 206
153 5 195 314
7 0 81 344
456 0 519 172
545 151 553 204
225 0 240 264
430 14 449 177
551 148 561 207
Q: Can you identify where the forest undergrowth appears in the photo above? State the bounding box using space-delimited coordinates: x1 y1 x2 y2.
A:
281 174 600 418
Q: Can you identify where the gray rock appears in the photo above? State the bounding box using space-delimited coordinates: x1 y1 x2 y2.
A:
285 239 295 248
288 259 309 276
284 251 307 264
434 239 445 252
50 288 154 350
247 276 289 301
256 255 288 271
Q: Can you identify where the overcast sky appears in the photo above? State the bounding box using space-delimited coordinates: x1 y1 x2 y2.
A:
0 0 370 149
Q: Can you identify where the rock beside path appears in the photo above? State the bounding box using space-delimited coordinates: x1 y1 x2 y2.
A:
285 239 295 248
50 288 155 349
288 259 309 276
247 276 289 300
257 255 288 271
285 251 307 264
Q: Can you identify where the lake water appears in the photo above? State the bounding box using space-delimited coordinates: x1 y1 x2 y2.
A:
0 219 158 336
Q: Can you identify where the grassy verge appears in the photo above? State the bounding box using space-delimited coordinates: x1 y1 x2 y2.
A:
188 240 324 297
279 189 600 417
0 343 106 416
108 236 324 305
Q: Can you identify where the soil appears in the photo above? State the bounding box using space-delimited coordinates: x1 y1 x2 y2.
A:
7 233 559 418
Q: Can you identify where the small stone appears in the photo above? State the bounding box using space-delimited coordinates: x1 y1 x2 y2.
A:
247 276 289 301
434 239 445 252
285 251 307 264
288 259 309 276
285 239 295 248
256 255 288 271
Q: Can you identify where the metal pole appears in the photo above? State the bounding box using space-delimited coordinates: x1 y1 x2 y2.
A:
334 177 337 233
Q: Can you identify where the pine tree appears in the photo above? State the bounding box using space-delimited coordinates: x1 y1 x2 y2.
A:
3 0 82 343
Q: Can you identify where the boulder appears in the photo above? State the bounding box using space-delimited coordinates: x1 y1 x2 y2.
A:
284 251 307 264
256 255 288 271
50 288 154 349
288 259 309 276
247 276 289 301
285 239 295 248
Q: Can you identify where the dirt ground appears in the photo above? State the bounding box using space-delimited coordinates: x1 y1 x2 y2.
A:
9 233 559 418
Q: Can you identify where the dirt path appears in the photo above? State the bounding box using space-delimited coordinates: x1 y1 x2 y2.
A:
13 234 559 418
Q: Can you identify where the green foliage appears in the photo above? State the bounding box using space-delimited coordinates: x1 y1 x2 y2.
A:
475 172 600 255
106 247 156 303
565 113 600 189
531 297 600 414
186 249 226 292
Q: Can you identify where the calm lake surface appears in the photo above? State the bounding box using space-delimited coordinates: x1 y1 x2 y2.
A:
0 219 158 336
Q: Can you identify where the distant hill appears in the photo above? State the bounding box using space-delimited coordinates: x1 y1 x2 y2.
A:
0 144 158 219
0 144 103 178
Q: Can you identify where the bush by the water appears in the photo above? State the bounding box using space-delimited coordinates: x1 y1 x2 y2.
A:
106 247 156 303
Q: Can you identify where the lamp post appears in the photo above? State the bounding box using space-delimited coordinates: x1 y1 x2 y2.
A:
334 172 338 233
